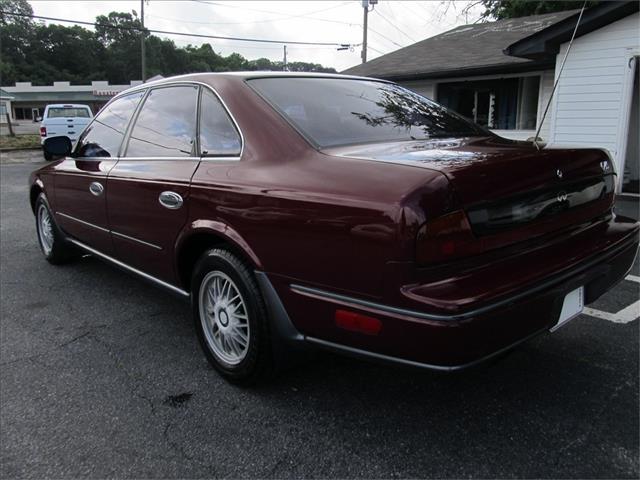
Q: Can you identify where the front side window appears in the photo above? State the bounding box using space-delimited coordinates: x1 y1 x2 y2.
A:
126 86 198 157
199 89 241 157
76 91 144 158
249 77 485 148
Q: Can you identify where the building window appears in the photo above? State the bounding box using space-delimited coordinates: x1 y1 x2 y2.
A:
437 76 540 130
13 107 33 120
0 102 6 116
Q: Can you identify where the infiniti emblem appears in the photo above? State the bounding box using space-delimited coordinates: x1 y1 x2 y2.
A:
556 169 563 179
557 191 568 202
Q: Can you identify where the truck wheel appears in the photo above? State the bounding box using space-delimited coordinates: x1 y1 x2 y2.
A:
192 248 273 385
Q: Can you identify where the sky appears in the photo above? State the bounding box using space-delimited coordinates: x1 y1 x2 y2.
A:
28 0 485 72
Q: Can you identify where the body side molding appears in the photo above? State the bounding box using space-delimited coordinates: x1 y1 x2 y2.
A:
69 239 189 298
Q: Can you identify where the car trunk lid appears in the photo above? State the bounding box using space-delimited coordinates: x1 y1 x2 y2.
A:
325 136 615 239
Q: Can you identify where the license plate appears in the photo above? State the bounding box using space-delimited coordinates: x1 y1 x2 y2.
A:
551 286 584 331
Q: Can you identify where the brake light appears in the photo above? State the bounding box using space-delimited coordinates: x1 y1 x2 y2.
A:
416 210 479 263
335 309 382 335
39 126 46 137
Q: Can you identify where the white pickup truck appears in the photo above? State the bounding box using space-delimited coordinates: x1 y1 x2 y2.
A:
40 104 93 160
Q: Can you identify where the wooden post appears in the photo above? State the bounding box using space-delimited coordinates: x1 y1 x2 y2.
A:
5 113 15 137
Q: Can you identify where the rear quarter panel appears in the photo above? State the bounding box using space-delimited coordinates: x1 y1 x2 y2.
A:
187 78 451 299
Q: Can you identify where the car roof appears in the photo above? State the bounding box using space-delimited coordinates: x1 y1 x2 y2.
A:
120 71 390 92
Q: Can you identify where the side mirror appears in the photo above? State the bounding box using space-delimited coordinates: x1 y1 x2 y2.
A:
43 136 72 158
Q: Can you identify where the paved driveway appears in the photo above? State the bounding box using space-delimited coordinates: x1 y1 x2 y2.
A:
1 159 638 479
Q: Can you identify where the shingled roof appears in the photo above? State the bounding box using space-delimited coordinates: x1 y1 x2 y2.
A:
342 10 579 80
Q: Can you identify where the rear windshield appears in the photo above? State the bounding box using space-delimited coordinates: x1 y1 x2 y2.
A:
248 77 486 148
47 107 91 118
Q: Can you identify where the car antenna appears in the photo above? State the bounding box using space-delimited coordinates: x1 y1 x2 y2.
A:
533 1 587 151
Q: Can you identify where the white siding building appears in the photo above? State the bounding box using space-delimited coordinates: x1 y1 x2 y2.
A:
548 12 639 185
345 2 639 193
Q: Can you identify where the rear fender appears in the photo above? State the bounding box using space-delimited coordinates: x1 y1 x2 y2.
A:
174 219 263 287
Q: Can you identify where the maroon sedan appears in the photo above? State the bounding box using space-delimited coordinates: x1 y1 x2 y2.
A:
31 73 639 384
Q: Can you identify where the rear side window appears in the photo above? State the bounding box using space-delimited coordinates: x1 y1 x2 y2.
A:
126 85 198 158
199 89 241 157
47 107 91 118
75 91 144 158
249 78 485 148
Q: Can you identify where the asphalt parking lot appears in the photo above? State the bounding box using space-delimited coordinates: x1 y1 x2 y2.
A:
1 155 638 479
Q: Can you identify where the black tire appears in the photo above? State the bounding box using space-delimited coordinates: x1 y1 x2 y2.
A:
43 150 53 161
192 248 273 385
34 193 77 264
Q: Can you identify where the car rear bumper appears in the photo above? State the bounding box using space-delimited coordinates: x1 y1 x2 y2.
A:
271 215 639 370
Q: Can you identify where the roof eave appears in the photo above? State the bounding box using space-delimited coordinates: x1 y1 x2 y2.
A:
505 1 639 60
375 60 554 82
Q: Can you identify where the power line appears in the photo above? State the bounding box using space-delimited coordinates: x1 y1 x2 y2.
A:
380 0 423 41
147 11 361 27
367 44 385 55
368 26 403 49
190 0 352 23
1 10 356 47
373 9 417 44
396 1 431 25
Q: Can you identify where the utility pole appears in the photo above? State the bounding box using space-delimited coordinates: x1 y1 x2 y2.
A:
283 45 288 71
361 0 377 64
141 0 146 82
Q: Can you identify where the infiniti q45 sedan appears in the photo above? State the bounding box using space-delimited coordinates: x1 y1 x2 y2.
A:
31 73 639 384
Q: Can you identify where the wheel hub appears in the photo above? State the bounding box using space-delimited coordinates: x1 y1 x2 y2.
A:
218 308 229 327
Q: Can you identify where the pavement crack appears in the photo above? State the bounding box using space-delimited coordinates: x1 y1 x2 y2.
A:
163 416 194 461
0 325 106 366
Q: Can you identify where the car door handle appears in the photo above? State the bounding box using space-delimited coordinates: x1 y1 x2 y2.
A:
89 182 104 196
159 191 183 210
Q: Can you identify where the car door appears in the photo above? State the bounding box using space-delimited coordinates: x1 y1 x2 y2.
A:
52 91 145 255
106 84 201 283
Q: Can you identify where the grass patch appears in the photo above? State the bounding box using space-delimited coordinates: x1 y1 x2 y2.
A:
0 134 41 150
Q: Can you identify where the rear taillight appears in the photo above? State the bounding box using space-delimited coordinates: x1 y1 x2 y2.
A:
39 126 46 137
416 210 479 263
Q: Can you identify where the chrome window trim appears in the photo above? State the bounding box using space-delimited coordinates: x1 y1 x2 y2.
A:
113 81 244 161
199 156 242 162
69 239 188 298
116 156 235 162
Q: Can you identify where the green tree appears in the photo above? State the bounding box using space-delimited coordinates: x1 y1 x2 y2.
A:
31 24 106 83
0 6 338 85
477 0 599 20
0 0 36 85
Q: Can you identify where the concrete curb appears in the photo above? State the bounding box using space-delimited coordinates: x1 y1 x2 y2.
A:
0 147 41 153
